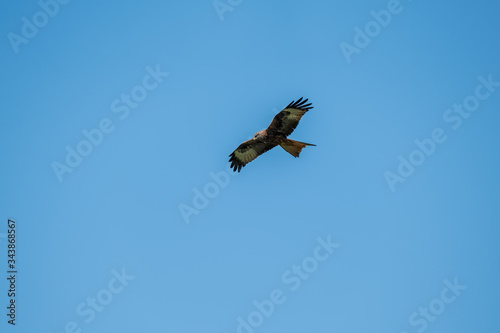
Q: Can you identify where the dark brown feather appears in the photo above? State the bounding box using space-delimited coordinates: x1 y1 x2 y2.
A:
267 97 314 137
228 139 278 172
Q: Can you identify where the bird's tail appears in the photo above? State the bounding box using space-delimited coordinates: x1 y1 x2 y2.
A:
280 139 316 158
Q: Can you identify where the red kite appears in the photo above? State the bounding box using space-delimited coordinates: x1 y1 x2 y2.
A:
229 97 316 172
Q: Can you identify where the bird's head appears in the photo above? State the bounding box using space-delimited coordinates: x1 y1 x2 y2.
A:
254 130 267 140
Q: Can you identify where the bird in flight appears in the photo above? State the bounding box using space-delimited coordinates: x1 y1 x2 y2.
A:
229 97 316 172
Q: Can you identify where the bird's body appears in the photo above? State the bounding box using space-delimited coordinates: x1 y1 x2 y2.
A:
229 97 316 172
253 130 282 147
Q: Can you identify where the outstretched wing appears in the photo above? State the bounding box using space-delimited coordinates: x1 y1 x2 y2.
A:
229 139 278 172
267 97 313 137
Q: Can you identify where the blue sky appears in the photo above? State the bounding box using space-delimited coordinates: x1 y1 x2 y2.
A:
1 0 499 332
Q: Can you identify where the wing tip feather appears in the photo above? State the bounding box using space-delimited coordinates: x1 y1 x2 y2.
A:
286 97 314 111
228 151 244 172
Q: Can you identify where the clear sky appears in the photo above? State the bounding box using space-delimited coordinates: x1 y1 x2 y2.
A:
1 0 499 332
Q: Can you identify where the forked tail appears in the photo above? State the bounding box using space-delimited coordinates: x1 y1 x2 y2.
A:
280 139 316 157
